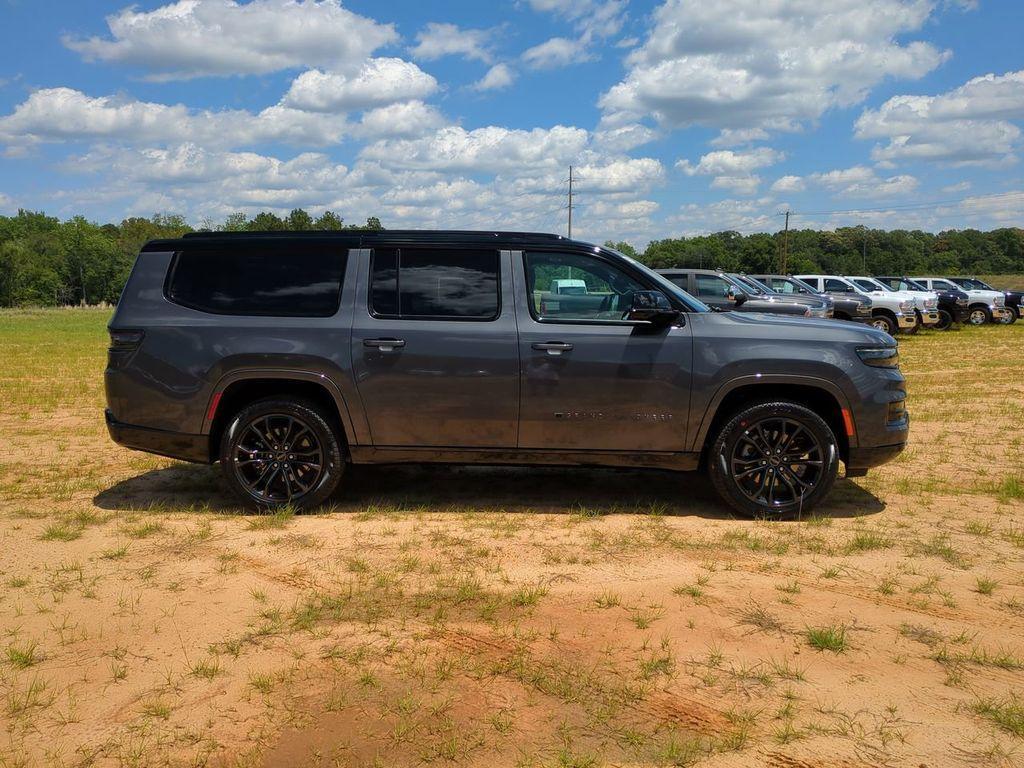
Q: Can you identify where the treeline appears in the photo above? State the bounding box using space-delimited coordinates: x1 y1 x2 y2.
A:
0 208 1021 307
0 209 382 307
618 226 1024 277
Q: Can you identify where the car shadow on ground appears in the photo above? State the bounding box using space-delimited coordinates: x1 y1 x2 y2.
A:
93 462 885 520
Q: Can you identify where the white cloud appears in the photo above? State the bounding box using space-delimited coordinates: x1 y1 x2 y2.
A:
523 0 626 69
282 59 438 112
63 0 397 80
709 128 770 147
358 124 590 174
522 37 590 70
770 175 805 193
600 0 949 135
855 70 1024 166
0 192 14 213
410 22 494 63
677 147 783 195
354 101 447 139
807 165 919 197
593 122 657 152
0 88 349 149
474 64 516 91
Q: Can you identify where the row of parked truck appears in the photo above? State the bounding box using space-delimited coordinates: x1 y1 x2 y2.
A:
653 269 1022 335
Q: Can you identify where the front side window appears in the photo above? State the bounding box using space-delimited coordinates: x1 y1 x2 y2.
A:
852 278 881 292
770 278 800 295
166 246 345 317
695 274 732 299
525 251 647 322
932 279 959 291
370 248 499 320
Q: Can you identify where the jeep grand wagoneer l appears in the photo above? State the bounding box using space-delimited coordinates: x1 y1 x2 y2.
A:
106 231 908 516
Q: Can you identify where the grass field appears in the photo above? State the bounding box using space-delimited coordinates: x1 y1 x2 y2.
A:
1 308 1023 768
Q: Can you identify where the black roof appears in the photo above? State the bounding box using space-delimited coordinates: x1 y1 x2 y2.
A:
142 229 579 253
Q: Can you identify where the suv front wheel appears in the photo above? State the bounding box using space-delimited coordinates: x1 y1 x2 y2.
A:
708 401 839 518
220 398 344 511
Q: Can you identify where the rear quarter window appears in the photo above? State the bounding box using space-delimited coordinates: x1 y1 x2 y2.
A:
166 246 346 317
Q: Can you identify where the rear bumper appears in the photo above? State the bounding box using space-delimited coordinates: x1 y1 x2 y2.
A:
105 410 210 463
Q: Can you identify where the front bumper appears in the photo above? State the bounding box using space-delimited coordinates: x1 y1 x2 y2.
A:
992 307 1011 322
895 311 916 329
919 309 940 326
845 443 907 477
105 409 210 463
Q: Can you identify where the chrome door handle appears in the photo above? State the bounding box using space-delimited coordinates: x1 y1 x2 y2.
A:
364 338 406 352
532 341 573 356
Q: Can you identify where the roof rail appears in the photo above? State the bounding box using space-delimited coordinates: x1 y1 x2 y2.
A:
180 229 566 240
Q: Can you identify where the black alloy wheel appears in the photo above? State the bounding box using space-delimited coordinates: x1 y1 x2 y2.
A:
709 401 839 518
221 399 344 510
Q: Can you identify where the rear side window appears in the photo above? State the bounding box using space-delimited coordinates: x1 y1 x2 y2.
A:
167 246 345 316
370 248 499 320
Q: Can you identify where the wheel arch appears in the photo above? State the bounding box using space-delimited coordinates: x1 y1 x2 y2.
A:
205 370 354 462
694 376 853 468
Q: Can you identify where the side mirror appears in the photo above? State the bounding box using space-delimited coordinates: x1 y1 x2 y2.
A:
624 290 680 327
726 287 748 306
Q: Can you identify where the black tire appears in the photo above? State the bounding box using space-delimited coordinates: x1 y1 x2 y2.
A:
934 309 953 331
870 313 897 335
220 398 344 511
967 306 991 326
708 401 840 518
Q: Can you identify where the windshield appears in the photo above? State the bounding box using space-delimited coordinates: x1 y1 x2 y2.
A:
729 274 768 294
853 278 885 292
602 248 711 312
900 278 928 291
955 277 992 290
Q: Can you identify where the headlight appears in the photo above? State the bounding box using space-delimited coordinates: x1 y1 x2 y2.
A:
899 300 914 311
957 298 968 306
857 347 899 368
994 296 1005 307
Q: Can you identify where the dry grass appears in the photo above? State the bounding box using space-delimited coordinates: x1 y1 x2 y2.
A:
0 308 1023 767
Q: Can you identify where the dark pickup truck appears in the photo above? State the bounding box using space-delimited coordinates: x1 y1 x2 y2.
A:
947 277 1020 325
656 269 820 316
750 274 873 324
876 276 969 330
105 230 909 517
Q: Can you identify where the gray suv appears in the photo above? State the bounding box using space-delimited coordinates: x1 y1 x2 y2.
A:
105 231 909 517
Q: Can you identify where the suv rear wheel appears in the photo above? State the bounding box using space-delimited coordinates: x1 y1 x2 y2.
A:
220 398 344 511
708 401 839 518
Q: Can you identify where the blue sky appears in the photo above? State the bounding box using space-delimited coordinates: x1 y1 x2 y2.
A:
0 0 1021 245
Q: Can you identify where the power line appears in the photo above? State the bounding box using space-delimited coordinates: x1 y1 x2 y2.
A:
791 190 1024 218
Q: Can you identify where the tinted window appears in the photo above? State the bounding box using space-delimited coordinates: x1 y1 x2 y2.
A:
167 246 345 316
695 274 731 299
525 251 647 322
770 278 799 294
370 248 499 319
824 278 852 292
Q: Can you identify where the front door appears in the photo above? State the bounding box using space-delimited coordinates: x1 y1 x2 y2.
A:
514 249 692 453
351 247 519 448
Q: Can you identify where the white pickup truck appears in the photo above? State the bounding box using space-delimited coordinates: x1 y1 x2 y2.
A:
796 274 916 335
846 275 940 331
914 277 1010 325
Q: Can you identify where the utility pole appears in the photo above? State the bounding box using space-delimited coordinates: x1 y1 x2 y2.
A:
779 210 791 274
862 228 868 272
567 165 574 239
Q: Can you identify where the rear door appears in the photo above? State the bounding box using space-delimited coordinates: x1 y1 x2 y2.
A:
351 246 519 448
514 249 692 453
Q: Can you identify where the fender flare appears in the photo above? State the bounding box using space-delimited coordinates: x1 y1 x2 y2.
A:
201 368 358 446
690 373 856 452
